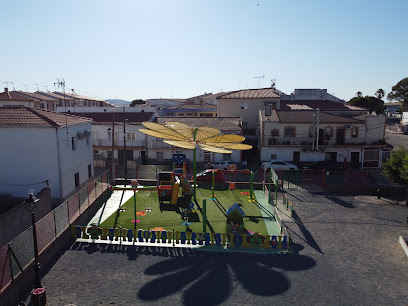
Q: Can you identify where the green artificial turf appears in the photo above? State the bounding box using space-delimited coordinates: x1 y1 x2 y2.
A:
100 187 272 235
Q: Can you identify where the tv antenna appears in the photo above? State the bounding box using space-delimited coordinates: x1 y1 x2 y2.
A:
3 81 12 89
44 86 49 92
33 84 39 91
270 78 277 89
54 78 68 143
21 84 28 91
253 74 265 88
10 82 15 90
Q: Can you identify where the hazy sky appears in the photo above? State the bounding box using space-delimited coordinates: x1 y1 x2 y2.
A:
1 0 407 102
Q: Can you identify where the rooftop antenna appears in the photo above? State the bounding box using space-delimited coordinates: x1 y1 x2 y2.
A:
253 74 265 88
270 78 277 89
10 82 15 90
34 84 39 91
21 84 28 91
3 81 12 89
54 78 68 143
44 86 49 92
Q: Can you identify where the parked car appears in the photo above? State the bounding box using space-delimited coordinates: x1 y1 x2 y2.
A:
302 161 343 174
261 160 298 171
192 169 225 182
210 160 236 170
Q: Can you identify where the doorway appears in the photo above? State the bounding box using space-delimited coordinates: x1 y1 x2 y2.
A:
293 151 300 165
351 152 360 168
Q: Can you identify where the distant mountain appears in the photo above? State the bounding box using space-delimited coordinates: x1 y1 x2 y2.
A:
106 99 131 106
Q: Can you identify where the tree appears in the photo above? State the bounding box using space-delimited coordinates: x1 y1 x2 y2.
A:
387 77 408 110
130 99 146 107
375 88 385 100
383 146 408 204
356 91 362 97
348 96 385 115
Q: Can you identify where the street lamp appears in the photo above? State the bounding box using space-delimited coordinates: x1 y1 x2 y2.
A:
24 191 46 305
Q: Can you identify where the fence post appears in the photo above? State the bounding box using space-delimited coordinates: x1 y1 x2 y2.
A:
203 199 207 233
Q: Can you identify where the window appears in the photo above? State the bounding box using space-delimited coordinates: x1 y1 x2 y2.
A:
40 103 45 109
325 127 333 140
178 113 184 116
127 132 135 140
241 122 248 129
351 127 357 137
94 150 99 154
284 127 296 137
223 153 232 160
86 134 90 145
88 164 92 178
74 172 79 187
157 151 164 161
108 131 112 140
270 129 279 137
186 113 193 116
241 103 248 110
270 154 277 160
72 136 77 151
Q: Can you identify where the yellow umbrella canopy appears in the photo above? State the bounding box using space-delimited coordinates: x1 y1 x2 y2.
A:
140 121 252 153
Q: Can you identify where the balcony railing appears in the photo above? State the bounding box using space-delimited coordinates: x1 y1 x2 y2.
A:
93 139 144 147
262 136 385 147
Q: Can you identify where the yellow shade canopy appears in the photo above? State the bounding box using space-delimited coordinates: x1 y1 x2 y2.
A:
163 140 196 149
203 134 245 144
198 144 233 153
139 121 251 153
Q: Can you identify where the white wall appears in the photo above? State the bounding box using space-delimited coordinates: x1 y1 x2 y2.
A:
57 122 94 199
0 127 59 198
218 98 280 129
365 115 385 143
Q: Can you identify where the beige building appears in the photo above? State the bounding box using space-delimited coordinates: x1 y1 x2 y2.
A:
217 88 280 134
259 110 387 168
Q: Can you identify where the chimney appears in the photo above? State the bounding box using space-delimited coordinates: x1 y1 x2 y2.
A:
4 87 8 93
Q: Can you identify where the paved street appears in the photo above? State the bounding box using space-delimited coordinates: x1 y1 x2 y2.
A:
24 190 408 305
385 128 408 149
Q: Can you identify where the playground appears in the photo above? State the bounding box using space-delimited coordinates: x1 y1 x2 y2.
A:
99 184 277 236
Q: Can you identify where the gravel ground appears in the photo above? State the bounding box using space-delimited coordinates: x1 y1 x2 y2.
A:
23 190 408 305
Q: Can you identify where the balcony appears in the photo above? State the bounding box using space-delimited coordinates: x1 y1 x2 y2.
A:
93 139 144 148
263 136 385 148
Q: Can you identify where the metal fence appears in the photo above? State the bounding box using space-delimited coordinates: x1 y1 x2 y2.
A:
0 170 110 294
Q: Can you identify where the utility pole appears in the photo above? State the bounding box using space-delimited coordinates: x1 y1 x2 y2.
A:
111 111 115 181
312 114 316 151
123 106 127 184
316 108 320 151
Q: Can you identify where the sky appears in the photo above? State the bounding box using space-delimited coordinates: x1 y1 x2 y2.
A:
1 0 407 102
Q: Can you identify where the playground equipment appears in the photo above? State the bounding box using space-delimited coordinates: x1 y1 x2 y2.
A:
139 121 252 201
157 170 193 206
226 203 245 234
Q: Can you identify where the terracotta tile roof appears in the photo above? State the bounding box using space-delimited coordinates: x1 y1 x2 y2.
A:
66 112 155 124
156 117 242 131
0 90 35 101
280 100 368 111
52 91 105 102
0 107 92 127
262 110 364 124
285 104 313 110
13 91 59 102
218 88 280 99
164 103 217 111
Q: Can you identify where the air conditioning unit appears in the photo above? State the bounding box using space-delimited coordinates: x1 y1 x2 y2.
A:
346 124 353 129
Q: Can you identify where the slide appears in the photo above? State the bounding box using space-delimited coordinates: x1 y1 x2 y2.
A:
180 176 193 195
171 177 180 204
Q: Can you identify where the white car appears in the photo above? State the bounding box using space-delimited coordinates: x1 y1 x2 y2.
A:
261 160 298 171
210 160 236 170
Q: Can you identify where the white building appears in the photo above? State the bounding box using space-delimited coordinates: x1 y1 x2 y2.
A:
259 110 387 168
0 107 94 201
66 110 156 166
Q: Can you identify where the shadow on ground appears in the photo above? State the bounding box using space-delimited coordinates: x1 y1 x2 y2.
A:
69 242 316 305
